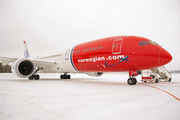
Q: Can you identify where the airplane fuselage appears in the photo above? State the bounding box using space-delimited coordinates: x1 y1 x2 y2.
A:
1 36 172 85
37 36 172 75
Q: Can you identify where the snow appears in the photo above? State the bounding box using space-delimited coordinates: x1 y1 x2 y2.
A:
0 73 180 120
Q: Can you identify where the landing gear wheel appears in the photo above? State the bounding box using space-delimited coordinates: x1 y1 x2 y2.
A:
60 74 71 79
34 75 40 80
60 75 64 79
168 78 171 82
28 75 40 80
64 75 68 79
127 78 137 85
127 78 134 85
67 75 71 79
29 76 33 80
133 78 137 85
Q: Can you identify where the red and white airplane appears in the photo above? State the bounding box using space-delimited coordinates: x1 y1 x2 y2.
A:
0 36 172 85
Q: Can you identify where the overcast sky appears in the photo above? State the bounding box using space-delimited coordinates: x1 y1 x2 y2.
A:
0 0 180 70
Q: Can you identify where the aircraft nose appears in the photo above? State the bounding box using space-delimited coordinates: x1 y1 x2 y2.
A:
159 48 172 66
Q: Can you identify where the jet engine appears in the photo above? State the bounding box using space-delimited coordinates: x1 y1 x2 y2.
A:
85 72 103 77
11 58 35 78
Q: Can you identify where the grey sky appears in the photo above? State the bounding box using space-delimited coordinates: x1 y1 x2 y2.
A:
0 0 180 70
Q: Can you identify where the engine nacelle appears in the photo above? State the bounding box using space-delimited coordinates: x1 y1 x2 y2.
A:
11 58 35 78
85 72 103 77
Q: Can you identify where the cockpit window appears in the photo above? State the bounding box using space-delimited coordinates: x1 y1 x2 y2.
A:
139 41 150 46
148 41 159 45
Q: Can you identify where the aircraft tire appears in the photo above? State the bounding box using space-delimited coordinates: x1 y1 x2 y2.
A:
68 75 71 79
127 78 137 85
168 78 171 82
60 75 71 79
133 78 137 85
29 76 33 80
34 75 40 80
60 75 64 79
28 75 40 80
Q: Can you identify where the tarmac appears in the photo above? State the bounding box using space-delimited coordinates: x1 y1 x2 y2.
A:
0 73 180 120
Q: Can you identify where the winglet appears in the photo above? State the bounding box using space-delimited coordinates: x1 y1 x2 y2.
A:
23 41 30 58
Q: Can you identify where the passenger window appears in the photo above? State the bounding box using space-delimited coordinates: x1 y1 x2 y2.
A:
139 41 150 46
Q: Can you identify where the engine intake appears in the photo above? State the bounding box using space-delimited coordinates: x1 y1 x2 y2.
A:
12 58 35 78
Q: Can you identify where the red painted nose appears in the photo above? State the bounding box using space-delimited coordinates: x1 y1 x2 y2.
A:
159 48 172 66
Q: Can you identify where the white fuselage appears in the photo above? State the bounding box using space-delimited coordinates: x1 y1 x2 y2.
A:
35 46 77 73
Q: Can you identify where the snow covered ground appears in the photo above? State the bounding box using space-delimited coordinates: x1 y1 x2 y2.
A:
0 73 180 120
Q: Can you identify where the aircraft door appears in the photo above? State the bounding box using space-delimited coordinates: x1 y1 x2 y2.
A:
65 49 70 60
112 38 123 54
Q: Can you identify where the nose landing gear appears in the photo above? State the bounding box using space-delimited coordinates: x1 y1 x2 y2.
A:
127 70 141 85
127 77 137 85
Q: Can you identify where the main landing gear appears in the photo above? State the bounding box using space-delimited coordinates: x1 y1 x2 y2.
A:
60 74 71 79
29 74 40 80
28 67 42 80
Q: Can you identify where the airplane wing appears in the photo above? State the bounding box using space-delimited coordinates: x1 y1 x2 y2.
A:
0 56 56 68
0 57 18 64
0 41 57 74
32 59 56 69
